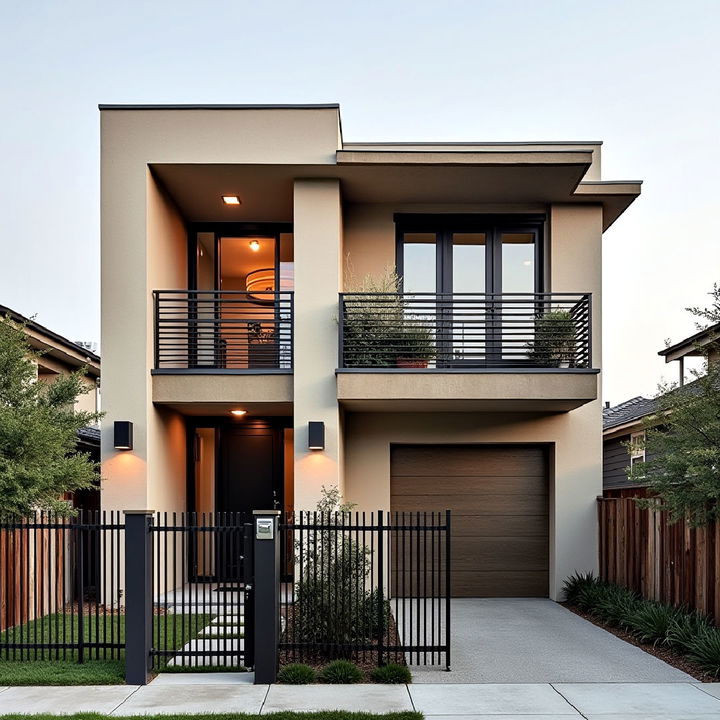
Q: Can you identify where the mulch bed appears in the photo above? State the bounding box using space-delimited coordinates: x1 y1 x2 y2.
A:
562 602 716 683
278 607 406 681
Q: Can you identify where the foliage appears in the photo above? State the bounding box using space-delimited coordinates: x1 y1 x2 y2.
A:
562 571 597 605
686 627 720 676
527 309 577 367
342 265 435 367
592 585 640 629
277 663 317 684
628 286 720 526
667 610 712 653
293 487 389 649
318 659 363 684
0 316 102 516
626 603 681 645
371 663 412 684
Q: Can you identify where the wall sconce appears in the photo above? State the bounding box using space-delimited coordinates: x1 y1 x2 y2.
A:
308 422 325 451
114 421 134 450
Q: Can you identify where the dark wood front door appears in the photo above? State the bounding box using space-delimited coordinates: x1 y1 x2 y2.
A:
218 423 280 514
215 421 281 580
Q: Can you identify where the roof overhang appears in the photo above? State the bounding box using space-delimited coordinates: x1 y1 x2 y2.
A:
659 323 720 362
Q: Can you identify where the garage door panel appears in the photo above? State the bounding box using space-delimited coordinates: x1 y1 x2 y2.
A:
391 476 546 496
392 446 546 477
452 571 549 598
390 445 549 597
391 492 547 516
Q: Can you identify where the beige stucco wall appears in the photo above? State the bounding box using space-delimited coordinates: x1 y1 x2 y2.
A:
341 202 604 600
293 179 344 509
100 108 342 513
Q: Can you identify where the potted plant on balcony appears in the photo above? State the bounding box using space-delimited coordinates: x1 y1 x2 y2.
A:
396 321 436 368
342 266 404 368
527 309 577 367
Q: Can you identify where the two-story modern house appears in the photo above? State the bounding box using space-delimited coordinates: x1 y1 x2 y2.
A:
100 104 640 600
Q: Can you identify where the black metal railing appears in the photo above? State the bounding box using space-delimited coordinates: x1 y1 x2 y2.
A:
153 290 293 371
0 511 124 663
150 512 254 671
339 292 592 370
279 511 451 669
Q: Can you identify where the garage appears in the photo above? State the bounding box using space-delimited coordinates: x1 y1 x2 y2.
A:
390 445 549 597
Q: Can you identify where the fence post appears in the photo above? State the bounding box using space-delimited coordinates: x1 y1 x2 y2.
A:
377 510 384 667
253 510 281 684
124 510 154 685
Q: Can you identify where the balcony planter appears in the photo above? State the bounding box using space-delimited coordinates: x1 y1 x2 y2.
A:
396 358 429 369
395 322 436 369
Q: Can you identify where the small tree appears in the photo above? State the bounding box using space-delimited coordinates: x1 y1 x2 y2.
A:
630 287 720 525
0 315 102 517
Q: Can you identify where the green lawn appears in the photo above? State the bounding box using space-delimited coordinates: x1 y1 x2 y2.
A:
0 613 215 685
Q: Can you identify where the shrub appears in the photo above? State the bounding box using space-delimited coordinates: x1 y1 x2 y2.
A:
667 610 712 653
592 585 640 629
371 663 412 684
293 487 389 648
574 580 607 613
563 571 598 604
277 663 317 684
626 602 681 645
687 627 720 676
319 660 363 684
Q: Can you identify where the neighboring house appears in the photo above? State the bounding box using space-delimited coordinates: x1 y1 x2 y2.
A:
602 321 720 496
0 303 101 509
100 103 641 600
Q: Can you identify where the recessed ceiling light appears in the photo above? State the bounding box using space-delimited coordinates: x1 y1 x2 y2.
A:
230 409 247 416
222 195 241 205
249 240 260 252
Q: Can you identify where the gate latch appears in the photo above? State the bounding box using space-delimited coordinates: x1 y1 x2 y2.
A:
256 517 274 540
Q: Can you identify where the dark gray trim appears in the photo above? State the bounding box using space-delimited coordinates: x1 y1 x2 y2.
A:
335 367 599 374
151 368 293 376
98 103 340 110
344 140 603 146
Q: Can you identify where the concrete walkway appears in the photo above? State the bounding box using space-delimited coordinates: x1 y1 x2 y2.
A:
4 675 720 718
409 598 693 683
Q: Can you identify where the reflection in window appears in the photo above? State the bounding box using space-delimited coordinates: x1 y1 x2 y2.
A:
452 233 486 293
501 233 535 293
402 233 436 293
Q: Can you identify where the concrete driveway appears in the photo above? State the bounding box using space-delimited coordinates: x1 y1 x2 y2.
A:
408 598 694 683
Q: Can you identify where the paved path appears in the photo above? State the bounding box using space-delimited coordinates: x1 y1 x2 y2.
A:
408 598 693 683
4 675 720 718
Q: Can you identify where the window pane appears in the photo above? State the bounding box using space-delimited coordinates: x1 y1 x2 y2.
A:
402 233 436 293
452 233 486 293
501 232 535 293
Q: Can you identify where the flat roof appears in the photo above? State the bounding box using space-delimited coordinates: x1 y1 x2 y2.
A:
98 103 340 110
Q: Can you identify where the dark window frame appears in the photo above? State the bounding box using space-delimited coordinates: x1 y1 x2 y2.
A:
394 213 546 294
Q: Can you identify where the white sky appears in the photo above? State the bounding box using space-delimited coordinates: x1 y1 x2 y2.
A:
1 0 718 404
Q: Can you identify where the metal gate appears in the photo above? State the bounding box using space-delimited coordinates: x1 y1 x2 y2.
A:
151 512 254 671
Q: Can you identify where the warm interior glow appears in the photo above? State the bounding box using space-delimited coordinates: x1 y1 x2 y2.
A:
230 409 247 416
222 195 241 205
249 239 260 252
245 268 275 295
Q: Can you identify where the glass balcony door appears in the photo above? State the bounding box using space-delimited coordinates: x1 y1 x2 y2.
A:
397 217 542 367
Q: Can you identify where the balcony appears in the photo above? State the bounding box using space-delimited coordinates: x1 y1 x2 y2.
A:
336 292 598 412
151 290 293 412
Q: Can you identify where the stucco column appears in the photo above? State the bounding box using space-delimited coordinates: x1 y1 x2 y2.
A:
292 178 343 509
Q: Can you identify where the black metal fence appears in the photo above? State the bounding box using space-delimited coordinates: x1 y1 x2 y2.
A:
339 292 592 369
153 290 294 371
279 511 451 668
0 511 124 662
150 512 254 671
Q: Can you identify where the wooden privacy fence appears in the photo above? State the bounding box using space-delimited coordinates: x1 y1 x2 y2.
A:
598 495 720 621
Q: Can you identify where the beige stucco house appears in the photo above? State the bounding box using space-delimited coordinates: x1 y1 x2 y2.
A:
100 103 640 600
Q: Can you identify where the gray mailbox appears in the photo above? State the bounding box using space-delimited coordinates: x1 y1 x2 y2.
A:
256 517 274 540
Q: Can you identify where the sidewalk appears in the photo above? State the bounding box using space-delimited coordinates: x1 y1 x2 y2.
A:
4 674 720 718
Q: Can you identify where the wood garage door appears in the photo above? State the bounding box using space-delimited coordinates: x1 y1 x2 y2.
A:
390 445 549 597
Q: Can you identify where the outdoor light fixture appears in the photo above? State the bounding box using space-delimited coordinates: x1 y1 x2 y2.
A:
113 421 133 450
308 421 325 451
249 239 260 252
230 409 248 416
222 195 241 205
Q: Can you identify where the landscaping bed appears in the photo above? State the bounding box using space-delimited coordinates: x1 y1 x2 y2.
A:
563 572 720 682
